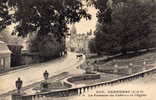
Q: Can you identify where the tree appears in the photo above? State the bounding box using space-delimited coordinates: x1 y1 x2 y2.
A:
88 39 97 53
7 0 91 37
0 27 24 45
91 0 156 54
1 0 91 59
0 0 12 32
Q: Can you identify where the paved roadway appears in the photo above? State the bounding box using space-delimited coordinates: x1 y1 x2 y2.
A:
0 52 83 95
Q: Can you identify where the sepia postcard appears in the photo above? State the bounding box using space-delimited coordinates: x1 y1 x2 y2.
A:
0 0 156 100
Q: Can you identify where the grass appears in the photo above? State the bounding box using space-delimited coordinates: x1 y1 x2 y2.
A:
71 73 121 85
71 50 156 86
32 72 70 92
81 50 156 76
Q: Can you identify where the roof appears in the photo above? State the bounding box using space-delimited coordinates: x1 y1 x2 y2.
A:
0 41 11 54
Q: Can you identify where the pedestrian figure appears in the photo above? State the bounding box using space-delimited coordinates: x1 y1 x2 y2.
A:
64 50 67 55
76 54 83 59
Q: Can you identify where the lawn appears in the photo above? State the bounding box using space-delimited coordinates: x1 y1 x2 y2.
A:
82 50 156 76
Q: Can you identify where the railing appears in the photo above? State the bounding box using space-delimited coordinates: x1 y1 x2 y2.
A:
12 65 156 100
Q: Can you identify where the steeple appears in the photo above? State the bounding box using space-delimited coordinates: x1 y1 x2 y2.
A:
107 0 113 9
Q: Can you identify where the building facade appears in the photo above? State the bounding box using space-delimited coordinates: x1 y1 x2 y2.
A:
67 24 93 53
0 41 11 71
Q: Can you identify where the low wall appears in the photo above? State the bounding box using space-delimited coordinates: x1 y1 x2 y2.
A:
20 52 40 65
67 74 100 83
62 74 100 89
10 52 40 67
63 81 72 88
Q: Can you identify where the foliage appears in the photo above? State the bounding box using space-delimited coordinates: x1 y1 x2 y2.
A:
90 0 156 54
88 39 97 53
0 0 12 32
8 0 91 38
0 0 91 59
0 28 23 45
28 33 65 60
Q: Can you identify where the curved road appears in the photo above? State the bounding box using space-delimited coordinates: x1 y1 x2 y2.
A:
0 52 83 95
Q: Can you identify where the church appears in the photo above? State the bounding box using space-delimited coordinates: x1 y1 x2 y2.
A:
67 24 93 53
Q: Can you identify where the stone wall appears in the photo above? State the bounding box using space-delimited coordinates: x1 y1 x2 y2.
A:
8 45 23 67
20 52 40 65
67 74 100 83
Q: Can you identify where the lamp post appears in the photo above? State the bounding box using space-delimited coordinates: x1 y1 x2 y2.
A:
43 70 49 81
41 70 49 91
15 78 23 94
12 78 23 100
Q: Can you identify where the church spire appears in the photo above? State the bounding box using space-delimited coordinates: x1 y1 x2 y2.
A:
107 0 113 9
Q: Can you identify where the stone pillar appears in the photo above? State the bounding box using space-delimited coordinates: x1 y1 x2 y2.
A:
78 88 80 96
81 88 84 94
143 61 146 70
113 64 118 73
128 68 133 75
32 95 36 100
128 63 133 74
5 55 11 70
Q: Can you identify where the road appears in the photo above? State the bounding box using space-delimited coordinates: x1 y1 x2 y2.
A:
0 52 84 95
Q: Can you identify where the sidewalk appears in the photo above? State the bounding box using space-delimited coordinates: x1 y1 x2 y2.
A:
0 55 66 76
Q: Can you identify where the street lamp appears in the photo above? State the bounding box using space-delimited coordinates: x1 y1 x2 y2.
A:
15 77 23 94
43 70 49 81
41 70 49 91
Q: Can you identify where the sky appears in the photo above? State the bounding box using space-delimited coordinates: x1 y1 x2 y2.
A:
74 7 97 34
